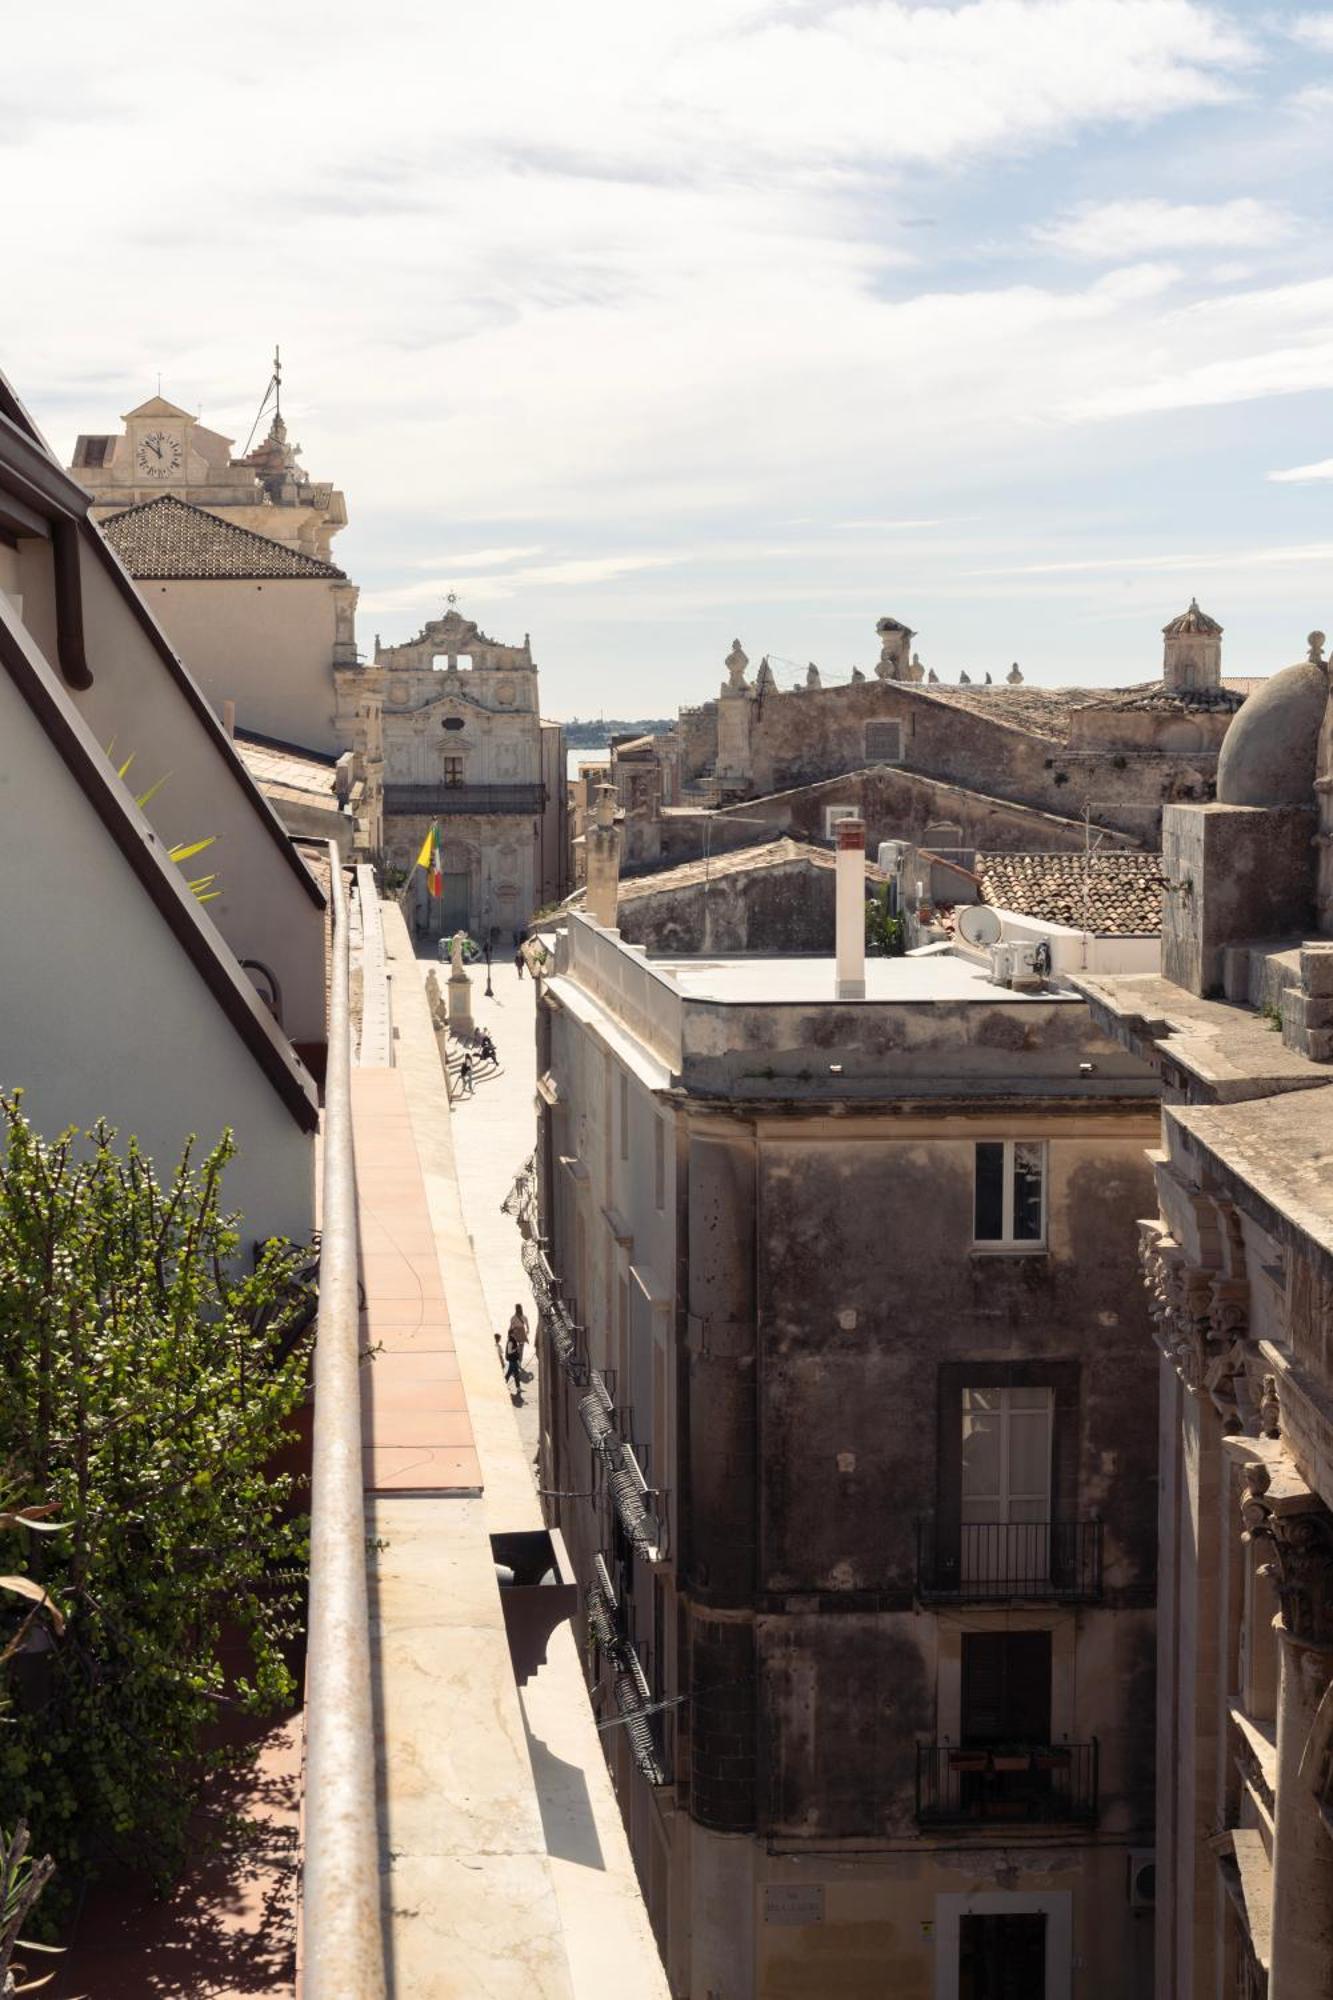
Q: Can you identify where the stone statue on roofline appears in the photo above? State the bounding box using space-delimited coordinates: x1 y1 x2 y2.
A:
806 662 821 689
850 665 866 682
1008 661 1023 684
755 655 776 695
927 666 939 683
724 638 749 693
875 614 917 681
984 671 993 685
959 670 972 686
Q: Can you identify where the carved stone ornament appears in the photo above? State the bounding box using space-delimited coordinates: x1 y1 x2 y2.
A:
1138 1221 1244 1394
724 639 749 692
1240 1461 1333 1648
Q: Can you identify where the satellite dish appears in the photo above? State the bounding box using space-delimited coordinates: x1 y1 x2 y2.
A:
958 905 1002 948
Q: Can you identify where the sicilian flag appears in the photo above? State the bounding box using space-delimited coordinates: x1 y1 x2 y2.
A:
416 823 444 898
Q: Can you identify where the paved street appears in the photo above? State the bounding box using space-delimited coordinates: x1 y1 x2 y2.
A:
416 946 543 1470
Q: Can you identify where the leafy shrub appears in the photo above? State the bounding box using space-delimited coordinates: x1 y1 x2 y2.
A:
0 1095 316 1905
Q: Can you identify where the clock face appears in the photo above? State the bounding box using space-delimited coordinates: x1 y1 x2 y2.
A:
136 430 183 479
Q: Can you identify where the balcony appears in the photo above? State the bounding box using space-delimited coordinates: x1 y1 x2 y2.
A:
384 782 547 816
916 1741 1099 1826
915 1519 1103 1603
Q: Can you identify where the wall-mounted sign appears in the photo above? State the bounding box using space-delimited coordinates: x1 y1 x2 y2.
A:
763 1885 825 1927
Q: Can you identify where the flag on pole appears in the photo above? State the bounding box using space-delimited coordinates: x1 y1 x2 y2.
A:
414 823 445 896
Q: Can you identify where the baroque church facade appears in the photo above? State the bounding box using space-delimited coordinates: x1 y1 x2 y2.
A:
342 607 566 939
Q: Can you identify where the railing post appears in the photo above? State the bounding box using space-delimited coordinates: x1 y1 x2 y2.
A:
301 848 386 1999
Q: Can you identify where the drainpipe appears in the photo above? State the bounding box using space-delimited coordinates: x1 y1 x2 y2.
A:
835 817 866 999
301 850 386 1999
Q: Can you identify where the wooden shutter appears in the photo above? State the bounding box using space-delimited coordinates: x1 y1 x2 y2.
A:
961 1630 1051 1744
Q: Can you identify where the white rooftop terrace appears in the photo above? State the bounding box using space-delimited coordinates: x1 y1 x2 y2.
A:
649 948 1075 1006
550 913 1156 1101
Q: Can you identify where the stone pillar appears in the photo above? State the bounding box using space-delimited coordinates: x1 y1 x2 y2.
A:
1271 1632 1333 1997
1313 635 1333 936
835 817 866 999
584 784 621 928
1240 1465 1333 1998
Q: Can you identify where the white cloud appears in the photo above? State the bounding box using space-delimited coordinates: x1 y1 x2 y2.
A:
1287 11 1333 52
1268 457 1333 482
1035 196 1294 259
406 546 545 571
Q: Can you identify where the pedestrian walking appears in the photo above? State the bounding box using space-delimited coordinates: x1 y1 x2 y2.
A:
504 1310 527 1400
477 1029 498 1066
514 946 526 979
458 1053 474 1097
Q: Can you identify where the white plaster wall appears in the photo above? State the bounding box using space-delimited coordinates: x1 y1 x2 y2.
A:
987 909 1161 975
0 672 314 1247
16 536 327 1044
140 577 341 751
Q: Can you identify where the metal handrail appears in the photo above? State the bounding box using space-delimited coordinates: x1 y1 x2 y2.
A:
301 849 386 1997
915 1518 1103 1602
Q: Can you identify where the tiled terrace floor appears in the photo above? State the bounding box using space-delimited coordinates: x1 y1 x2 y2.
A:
353 1066 481 1494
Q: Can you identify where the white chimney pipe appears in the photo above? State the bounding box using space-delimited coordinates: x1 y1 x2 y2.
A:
835 818 866 999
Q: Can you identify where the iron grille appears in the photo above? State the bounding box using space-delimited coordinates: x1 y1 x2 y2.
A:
916 1741 1098 1825
915 1519 1103 1602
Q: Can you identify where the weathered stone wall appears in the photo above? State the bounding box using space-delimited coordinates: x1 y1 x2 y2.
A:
617 857 841 955
752 1122 1160 1840
677 701 718 782
742 679 1219 839
714 764 1139 858
1162 802 1316 996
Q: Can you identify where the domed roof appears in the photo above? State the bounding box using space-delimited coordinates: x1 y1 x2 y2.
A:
1163 597 1222 638
1216 643 1327 807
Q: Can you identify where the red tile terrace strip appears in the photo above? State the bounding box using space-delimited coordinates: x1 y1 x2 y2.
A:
351 1068 482 1494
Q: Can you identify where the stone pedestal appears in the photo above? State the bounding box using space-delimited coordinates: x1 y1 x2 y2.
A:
447 961 474 1038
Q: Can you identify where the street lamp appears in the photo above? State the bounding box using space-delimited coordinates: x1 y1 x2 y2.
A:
484 940 494 999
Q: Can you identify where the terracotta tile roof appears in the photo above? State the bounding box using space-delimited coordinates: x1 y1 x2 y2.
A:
101 495 345 581
911 678 1245 740
976 850 1164 934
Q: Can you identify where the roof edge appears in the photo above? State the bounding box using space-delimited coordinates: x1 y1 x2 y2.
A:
0 594 319 1135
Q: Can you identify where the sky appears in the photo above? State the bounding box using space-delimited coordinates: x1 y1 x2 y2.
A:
4 1 1333 718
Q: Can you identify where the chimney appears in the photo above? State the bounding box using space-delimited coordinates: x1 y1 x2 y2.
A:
585 783 622 928
835 817 866 999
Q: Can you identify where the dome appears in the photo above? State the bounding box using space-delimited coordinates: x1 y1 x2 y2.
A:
1215 657 1327 807
1163 597 1222 638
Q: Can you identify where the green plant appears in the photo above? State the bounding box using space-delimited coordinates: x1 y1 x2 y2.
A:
0 1095 316 1907
1263 1003 1283 1032
865 891 905 958
107 747 219 902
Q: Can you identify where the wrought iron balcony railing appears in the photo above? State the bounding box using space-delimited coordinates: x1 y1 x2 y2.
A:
915 1518 1103 1603
916 1741 1099 1826
384 783 546 816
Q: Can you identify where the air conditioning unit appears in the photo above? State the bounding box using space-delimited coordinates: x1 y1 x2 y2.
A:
989 942 1015 986
1127 1850 1156 1909
1008 942 1044 990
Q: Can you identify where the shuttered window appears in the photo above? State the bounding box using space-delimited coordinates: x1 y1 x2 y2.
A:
961 1630 1051 1745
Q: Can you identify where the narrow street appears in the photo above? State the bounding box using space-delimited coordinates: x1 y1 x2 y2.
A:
416 944 542 1471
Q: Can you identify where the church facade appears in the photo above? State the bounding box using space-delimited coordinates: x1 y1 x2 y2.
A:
341 607 566 939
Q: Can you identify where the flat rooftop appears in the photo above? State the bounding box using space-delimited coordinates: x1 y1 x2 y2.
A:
648 949 1078 1006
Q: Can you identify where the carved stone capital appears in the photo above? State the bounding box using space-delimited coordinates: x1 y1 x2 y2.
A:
1240 1462 1333 1648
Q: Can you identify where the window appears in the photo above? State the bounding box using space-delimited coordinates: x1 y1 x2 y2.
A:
824 804 859 840
959 1912 1047 1997
654 1118 665 1211
961 1630 1051 1746
442 755 464 788
961 1386 1053 1586
864 719 903 764
619 1072 629 1162
974 1140 1045 1247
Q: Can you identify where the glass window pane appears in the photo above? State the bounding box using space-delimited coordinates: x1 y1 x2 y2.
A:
1007 1407 1053 1507
975 1142 1005 1240
1011 1143 1044 1241
961 1388 1002 1510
